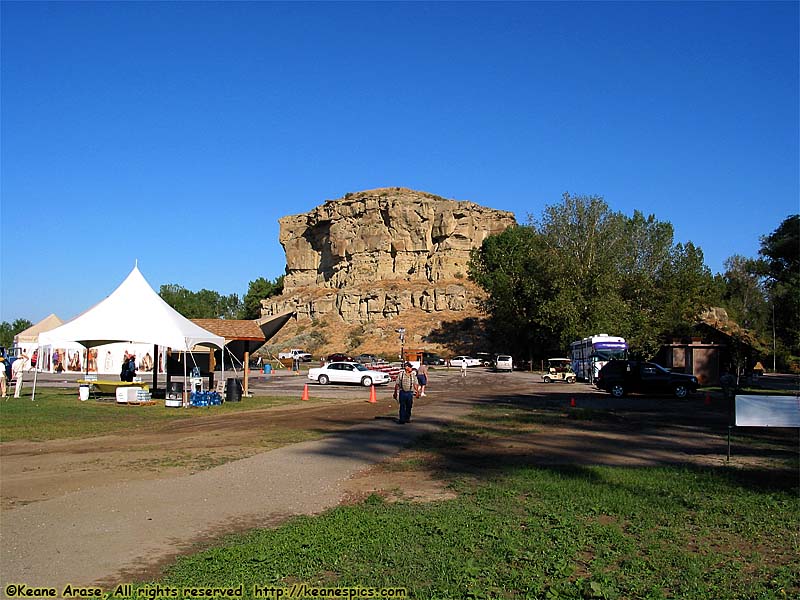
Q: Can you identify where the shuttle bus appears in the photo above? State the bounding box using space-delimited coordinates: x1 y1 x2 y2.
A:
570 334 628 382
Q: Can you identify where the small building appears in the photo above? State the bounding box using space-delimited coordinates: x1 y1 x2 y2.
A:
655 308 761 385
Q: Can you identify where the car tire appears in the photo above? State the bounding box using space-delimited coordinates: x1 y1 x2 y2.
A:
567 376 576 384
610 384 625 398
361 376 373 387
318 374 329 385
674 384 689 399
543 376 552 383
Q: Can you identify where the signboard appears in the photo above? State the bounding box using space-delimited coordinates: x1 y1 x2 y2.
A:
735 395 800 428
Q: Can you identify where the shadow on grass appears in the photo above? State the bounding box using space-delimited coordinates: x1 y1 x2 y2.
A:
294 386 799 496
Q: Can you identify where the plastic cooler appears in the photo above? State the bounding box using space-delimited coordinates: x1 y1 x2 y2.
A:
116 387 142 403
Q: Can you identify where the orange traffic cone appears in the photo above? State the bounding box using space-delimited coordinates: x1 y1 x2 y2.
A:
301 384 309 401
704 392 711 406
368 385 377 404
570 398 576 407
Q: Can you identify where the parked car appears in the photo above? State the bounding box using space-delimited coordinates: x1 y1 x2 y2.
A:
494 355 513 372
325 353 352 363
277 349 313 362
354 353 380 364
448 356 482 368
475 352 495 367
307 362 392 386
595 360 699 399
422 352 445 366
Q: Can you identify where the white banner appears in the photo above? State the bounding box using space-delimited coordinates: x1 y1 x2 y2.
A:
735 395 800 428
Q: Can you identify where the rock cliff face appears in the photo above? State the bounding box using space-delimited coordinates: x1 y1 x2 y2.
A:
261 188 516 326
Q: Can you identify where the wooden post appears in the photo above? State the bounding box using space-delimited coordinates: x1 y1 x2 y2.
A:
208 347 216 391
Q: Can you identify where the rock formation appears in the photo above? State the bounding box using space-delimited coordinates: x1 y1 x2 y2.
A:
261 188 516 328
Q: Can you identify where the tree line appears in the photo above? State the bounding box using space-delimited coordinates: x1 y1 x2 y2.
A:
469 193 798 369
157 275 285 320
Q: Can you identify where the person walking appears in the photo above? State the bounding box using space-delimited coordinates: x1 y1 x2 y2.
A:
393 362 418 424
12 353 29 398
416 362 429 397
461 360 468 377
0 356 7 398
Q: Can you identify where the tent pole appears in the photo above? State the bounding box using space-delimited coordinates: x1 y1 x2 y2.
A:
152 344 158 392
182 348 188 408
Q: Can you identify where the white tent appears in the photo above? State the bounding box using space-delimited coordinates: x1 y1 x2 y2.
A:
39 266 224 351
35 265 225 400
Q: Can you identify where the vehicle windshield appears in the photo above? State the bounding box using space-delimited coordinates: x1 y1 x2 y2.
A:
594 349 627 361
355 364 369 372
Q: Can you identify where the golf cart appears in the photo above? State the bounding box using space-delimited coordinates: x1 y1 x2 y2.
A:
542 358 576 384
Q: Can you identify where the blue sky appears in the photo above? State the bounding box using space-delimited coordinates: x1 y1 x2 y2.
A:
2 1 798 325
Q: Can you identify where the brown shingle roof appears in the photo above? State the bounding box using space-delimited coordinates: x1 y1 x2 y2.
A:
191 319 265 342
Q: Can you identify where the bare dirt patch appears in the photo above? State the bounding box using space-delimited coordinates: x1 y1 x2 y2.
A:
1 396 401 510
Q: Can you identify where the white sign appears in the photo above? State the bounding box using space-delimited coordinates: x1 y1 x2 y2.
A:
735 395 800 428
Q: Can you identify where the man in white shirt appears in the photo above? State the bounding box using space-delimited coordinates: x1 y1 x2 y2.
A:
12 353 29 399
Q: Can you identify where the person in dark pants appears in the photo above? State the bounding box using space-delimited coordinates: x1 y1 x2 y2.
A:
393 362 418 424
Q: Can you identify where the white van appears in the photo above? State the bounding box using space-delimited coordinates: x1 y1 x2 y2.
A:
494 355 513 372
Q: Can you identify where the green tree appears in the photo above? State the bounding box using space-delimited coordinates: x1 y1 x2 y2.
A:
720 254 769 332
243 275 285 319
0 318 34 350
471 193 719 359
759 214 800 356
535 193 628 347
158 285 243 319
603 211 675 355
469 225 559 359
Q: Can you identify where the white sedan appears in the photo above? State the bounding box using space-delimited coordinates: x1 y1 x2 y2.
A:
307 362 392 386
448 356 482 368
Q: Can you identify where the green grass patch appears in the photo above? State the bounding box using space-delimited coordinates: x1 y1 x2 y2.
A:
0 388 312 442
140 466 798 600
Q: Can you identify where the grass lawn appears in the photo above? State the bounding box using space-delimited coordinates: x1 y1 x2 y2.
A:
130 408 798 599
149 466 797 600
0 388 310 442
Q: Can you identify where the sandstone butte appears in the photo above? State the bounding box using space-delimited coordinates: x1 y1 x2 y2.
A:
261 187 517 359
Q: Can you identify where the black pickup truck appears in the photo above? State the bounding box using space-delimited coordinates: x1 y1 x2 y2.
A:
595 360 699 399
